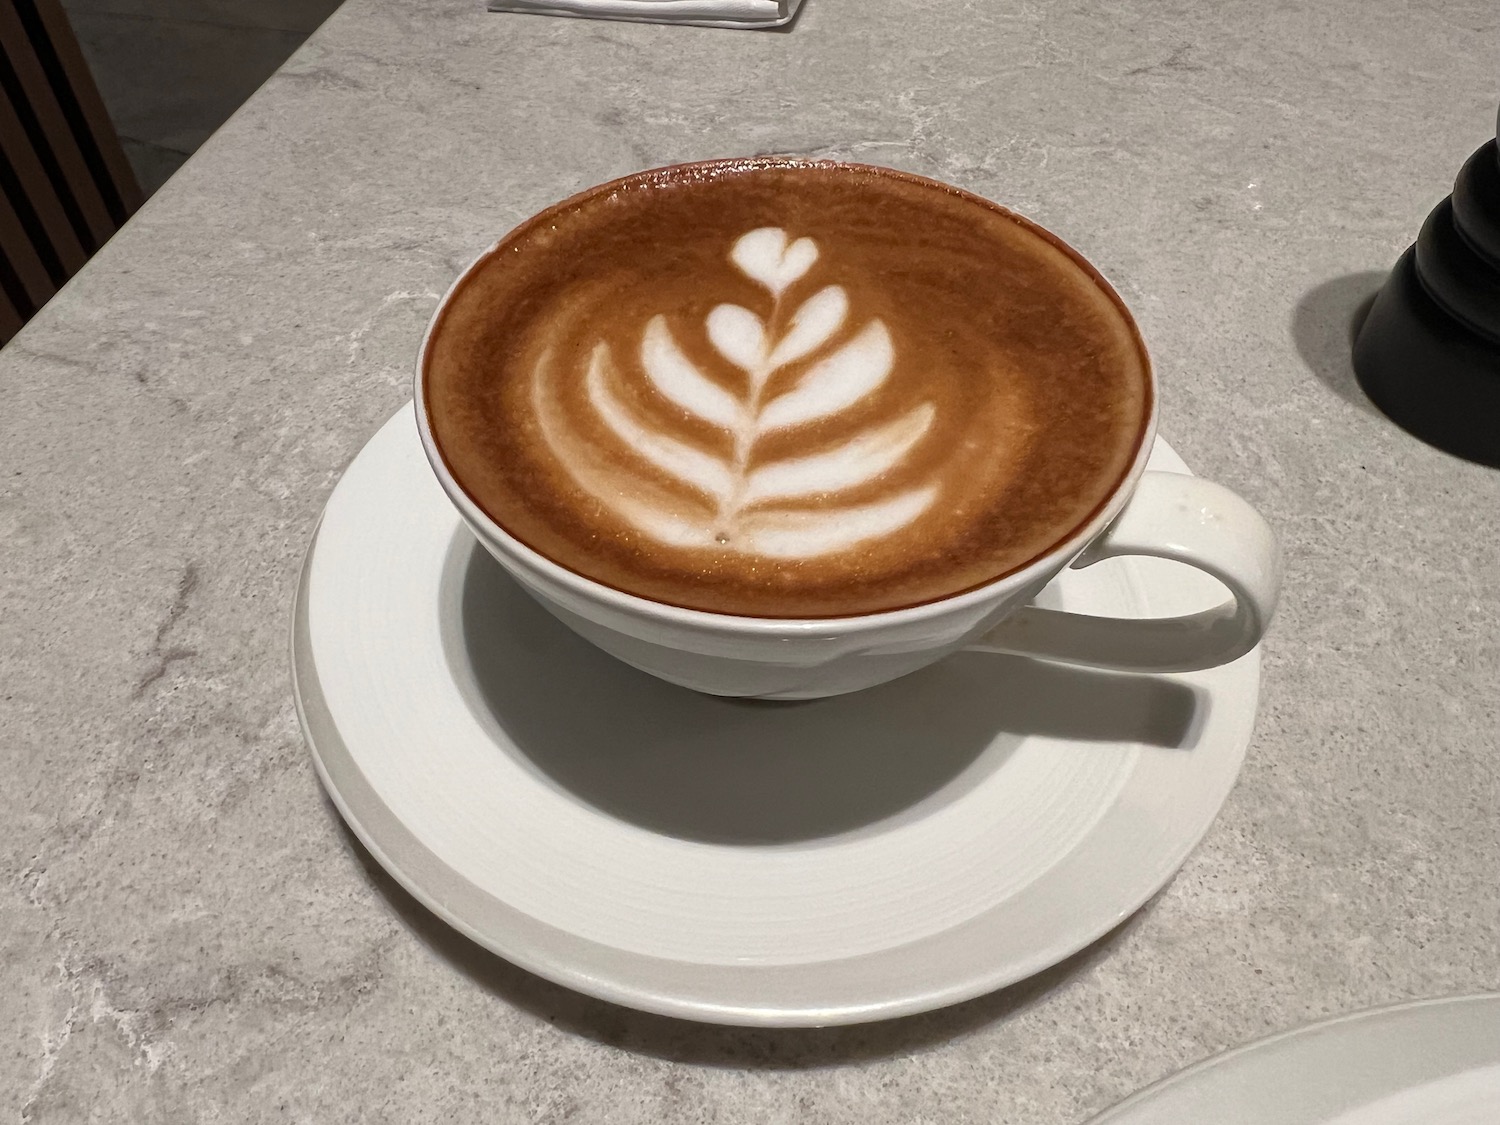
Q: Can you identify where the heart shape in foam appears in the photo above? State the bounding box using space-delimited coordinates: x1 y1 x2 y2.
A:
732 228 819 296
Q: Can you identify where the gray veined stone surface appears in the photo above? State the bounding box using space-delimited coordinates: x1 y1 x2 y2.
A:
2 0 1498 1121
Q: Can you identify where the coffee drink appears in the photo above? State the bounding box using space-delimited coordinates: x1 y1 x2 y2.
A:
422 159 1151 618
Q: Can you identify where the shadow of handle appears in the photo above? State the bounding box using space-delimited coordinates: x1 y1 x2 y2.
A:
970 473 1282 673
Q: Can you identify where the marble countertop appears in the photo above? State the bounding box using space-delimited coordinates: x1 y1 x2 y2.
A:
3 0 1498 1119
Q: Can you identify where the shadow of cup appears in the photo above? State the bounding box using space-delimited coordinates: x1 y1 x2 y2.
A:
323 528 1203 1060
443 536 1204 845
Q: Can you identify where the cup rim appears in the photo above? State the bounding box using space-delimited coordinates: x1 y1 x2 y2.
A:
414 155 1159 636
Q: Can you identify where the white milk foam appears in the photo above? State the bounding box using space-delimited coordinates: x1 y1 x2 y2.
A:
532 228 938 559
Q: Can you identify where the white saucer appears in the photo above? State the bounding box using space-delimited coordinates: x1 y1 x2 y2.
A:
1088 994 1500 1124
293 404 1263 1027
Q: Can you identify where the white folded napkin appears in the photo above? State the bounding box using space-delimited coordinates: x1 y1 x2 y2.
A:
488 0 801 29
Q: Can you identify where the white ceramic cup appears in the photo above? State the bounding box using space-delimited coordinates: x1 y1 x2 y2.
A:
415 165 1281 699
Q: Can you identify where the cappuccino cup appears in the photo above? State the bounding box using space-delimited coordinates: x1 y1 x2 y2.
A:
415 158 1281 698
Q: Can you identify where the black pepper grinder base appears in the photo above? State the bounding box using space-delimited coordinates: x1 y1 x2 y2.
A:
1354 129 1500 468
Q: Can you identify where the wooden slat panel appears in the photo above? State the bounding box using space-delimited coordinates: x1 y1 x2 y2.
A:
0 177 54 308
0 0 141 344
30 0 142 214
0 277 24 343
0 81 88 278
0 0 116 250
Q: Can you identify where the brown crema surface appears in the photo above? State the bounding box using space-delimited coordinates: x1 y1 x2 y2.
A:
423 159 1151 618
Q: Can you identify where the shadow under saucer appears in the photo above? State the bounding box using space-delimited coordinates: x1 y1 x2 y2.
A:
441 536 1204 846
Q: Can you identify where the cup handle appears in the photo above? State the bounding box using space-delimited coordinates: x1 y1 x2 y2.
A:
967 472 1282 673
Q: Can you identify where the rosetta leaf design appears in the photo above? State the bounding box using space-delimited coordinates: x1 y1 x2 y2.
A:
640 317 743 429
769 285 848 370
586 345 734 503
758 320 894 433
705 305 767 376
731 227 818 295
740 486 940 559
537 228 940 557
742 403 934 506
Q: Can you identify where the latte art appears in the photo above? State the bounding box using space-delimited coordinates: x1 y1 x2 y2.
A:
534 227 938 558
422 159 1151 617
